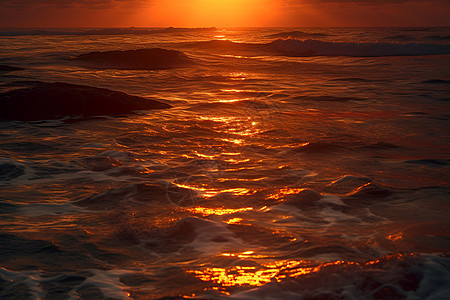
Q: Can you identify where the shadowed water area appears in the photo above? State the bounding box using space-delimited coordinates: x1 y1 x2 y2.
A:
0 27 449 299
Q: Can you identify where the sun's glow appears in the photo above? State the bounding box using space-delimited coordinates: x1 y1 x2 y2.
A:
142 0 278 27
187 0 276 27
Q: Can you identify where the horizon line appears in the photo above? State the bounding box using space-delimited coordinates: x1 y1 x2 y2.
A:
1 26 450 29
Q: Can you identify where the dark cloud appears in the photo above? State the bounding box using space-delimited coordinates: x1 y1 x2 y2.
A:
275 0 450 27
283 0 448 5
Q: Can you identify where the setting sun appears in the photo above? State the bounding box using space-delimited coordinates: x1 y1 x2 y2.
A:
188 0 276 27
141 0 277 27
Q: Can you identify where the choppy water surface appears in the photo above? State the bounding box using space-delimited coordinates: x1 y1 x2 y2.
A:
1 28 450 299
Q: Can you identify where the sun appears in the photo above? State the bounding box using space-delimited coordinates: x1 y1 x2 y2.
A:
187 0 276 27
139 0 278 27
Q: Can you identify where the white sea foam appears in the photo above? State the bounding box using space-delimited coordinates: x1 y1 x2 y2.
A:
183 217 244 255
318 207 361 224
0 268 45 299
318 194 347 206
0 267 134 299
77 269 132 300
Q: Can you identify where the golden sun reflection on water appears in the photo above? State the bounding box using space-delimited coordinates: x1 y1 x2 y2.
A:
197 115 263 140
387 232 403 242
190 266 274 287
172 182 256 198
221 54 250 59
187 207 253 216
228 72 248 81
225 217 243 224
192 151 242 160
220 137 244 145
194 151 217 159
223 158 250 164
217 177 266 182
188 258 319 287
221 89 255 93
267 188 308 200
218 98 249 103
221 251 267 259
188 253 414 288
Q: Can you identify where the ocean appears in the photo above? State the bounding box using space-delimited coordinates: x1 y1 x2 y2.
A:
0 27 449 299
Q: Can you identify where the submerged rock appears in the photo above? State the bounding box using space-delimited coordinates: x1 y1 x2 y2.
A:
283 189 322 208
0 81 171 121
75 182 200 210
0 161 25 181
72 48 192 70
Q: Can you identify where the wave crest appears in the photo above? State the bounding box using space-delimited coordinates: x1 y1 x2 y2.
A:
0 27 217 36
268 39 450 57
190 39 450 57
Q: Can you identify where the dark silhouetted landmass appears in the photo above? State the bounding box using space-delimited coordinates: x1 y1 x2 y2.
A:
422 79 450 84
0 81 171 121
72 48 193 70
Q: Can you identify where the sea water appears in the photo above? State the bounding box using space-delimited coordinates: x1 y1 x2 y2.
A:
0 27 449 299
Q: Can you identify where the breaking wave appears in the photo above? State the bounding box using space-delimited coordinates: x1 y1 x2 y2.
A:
266 30 333 39
268 39 450 57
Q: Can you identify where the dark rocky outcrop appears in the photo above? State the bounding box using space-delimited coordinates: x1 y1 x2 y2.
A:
0 65 23 72
0 161 25 181
283 189 322 208
0 81 171 121
72 48 192 70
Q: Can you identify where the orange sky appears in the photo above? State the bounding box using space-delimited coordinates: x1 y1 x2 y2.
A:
0 0 449 27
